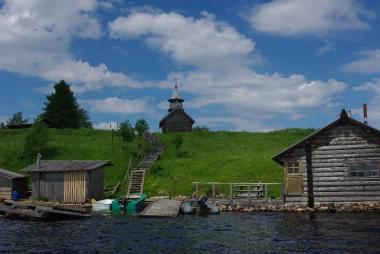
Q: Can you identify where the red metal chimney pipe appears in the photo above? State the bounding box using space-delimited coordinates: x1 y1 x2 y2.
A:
363 103 368 124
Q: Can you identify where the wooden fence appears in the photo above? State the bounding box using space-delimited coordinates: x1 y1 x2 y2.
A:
192 182 284 205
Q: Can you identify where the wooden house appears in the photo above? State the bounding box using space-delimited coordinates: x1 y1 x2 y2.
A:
159 83 194 133
273 109 380 207
23 160 110 203
0 168 29 200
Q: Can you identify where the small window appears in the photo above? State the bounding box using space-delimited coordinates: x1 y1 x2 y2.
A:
287 161 301 174
350 164 379 177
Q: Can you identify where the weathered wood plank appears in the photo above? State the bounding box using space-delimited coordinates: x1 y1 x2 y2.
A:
306 185 380 192
139 199 182 218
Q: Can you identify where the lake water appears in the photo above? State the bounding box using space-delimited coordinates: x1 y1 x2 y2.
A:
1 212 380 253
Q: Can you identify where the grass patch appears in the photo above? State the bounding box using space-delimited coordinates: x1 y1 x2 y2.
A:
0 128 151 196
144 129 315 197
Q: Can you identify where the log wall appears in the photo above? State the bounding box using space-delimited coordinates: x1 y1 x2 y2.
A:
284 122 380 205
162 110 193 133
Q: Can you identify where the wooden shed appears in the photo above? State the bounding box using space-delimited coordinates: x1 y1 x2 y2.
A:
23 160 110 203
159 83 194 133
0 168 29 200
272 109 380 207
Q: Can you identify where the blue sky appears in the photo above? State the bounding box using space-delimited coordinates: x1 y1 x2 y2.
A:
0 0 380 132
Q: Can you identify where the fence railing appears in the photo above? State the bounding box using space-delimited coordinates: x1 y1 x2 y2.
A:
192 182 284 205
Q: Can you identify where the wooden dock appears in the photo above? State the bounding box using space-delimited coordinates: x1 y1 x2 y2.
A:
0 200 91 220
139 199 182 218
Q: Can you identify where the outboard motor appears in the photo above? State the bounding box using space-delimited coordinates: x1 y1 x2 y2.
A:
197 196 208 215
119 197 128 214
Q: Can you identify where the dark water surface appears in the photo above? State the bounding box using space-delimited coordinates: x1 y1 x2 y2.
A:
1 212 380 253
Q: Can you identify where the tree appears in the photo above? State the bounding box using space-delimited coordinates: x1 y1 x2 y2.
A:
0 122 6 129
134 118 149 136
24 122 49 158
6 112 28 126
118 120 135 146
41 80 91 128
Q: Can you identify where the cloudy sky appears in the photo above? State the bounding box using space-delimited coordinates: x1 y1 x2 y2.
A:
0 0 379 131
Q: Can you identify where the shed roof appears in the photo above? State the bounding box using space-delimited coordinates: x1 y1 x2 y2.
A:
22 160 111 172
159 109 195 127
0 168 27 179
272 109 380 165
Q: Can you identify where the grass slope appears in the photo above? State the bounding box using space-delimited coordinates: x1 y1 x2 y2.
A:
0 128 149 195
144 129 315 197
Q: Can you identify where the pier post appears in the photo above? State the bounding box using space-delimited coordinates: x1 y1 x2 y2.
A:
229 184 233 206
212 184 216 202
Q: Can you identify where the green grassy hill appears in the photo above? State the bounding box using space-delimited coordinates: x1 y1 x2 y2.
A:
0 128 150 195
144 129 315 197
0 128 314 198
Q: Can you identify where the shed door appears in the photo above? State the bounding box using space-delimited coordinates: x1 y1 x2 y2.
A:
285 161 303 195
64 171 86 203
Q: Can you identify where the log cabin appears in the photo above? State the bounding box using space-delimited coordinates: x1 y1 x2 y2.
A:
159 82 194 133
273 109 380 207
0 168 29 200
23 160 110 203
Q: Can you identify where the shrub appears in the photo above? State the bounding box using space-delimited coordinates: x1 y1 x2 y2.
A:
135 119 149 136
24 122 49 159
150 164 168 177
175 150 189 158
173 134 183 150
193 125 209 132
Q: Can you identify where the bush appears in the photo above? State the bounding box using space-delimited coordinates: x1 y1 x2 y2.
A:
117 120 135 146
175 150 189 158
24 122 49 159
173 134 183 150
135 119 149 136
150 164 168 177
193 125 209 132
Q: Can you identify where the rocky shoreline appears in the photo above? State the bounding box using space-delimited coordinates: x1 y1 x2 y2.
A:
218 202 380 213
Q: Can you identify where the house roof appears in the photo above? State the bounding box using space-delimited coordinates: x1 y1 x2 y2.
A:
159 109 195 128
0 168 28 179
22 160 111 172
272 109 380 165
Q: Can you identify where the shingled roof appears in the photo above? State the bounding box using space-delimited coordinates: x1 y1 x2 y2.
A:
0 168 27 179
159 109 195 127
22 160 111 172
272 109 380 165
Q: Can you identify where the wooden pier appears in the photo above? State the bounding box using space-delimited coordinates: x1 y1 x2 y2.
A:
139 199 182 218
0 200 91 220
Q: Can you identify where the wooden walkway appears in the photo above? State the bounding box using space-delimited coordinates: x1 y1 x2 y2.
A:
128 133 165 194
139 199 182 218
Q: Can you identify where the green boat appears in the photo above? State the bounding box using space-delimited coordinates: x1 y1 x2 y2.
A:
110 193 147 214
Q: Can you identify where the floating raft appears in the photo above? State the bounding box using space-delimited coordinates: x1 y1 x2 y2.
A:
0 200 91 220
139 199 182 218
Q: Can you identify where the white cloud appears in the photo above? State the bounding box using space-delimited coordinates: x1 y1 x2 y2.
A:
108 9 348 130
249 0 374 37
94 121 119 130
109 10 255 68
342 49 380 73
82 97 151 114
171 69 346 130
316 41 336 56
0 0 144 92
352 79 380 127
0 115 8 123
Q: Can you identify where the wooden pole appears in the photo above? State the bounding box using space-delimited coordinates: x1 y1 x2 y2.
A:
229 184 233 206
195 183 199 198
247 184 251 206
305 141 314 208
265 184 268 201
212 184 216 201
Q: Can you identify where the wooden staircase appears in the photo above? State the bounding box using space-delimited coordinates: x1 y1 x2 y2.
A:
127 133 165 194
